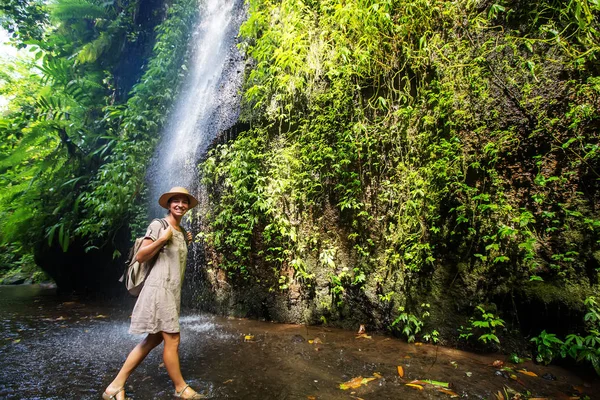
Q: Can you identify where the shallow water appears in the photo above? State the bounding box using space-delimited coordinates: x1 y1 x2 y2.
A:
0 285 597 399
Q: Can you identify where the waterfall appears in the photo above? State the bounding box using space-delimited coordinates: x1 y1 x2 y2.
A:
147 0 246 217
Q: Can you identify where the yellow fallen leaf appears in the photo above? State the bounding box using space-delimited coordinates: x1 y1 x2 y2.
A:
517 369 538 377
494 391 504 400
397 366 404 377
373 372 382 379
339 377 366 390
339 375 379 390
355 333 372 339
244 335 254 342
223 379 233 384
404 355 411 359
438 388 459 397
94 314 108 318
12 339 21 344
414 342 423 346
55 316 66 321
308 340 314 344
307 397 316 400
405 383 423 390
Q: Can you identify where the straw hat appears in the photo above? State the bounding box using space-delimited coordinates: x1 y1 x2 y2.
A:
158 187 199 209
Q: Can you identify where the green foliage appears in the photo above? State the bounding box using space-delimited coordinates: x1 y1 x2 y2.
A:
531 297 600 375
0 0 48 46
77 0 198 245
459 306 505 347
200 0 600 319
0 0 197 280
531 330 564 365
391 303 438 343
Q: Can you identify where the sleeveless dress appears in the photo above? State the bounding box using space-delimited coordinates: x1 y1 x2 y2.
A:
129 220 188 334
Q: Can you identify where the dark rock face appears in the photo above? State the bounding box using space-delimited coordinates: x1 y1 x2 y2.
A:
2 274 27 285
33 227 131 295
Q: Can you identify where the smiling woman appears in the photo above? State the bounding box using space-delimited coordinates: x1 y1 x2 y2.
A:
103 187 204 400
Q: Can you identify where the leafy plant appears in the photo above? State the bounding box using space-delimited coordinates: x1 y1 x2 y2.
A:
531 330 564 365
392 303 438 343
531 297 600 375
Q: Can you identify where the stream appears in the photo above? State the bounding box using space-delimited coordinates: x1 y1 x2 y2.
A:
0 285 597 399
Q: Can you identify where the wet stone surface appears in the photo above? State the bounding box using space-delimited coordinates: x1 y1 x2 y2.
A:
0 285 598 399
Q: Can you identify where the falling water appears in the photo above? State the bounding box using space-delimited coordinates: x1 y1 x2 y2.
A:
147 0 246 217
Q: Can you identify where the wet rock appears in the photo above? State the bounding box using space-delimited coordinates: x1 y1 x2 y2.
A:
291 334 305 343
3 274 27 285
495 370 510 379
542 372 557 380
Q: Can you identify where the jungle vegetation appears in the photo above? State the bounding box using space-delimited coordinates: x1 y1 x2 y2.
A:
1 0 599 372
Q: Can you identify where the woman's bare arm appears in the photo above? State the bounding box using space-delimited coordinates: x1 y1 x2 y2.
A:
136 227 172 263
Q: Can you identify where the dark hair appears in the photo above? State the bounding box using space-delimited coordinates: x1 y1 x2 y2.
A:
167 195 190 205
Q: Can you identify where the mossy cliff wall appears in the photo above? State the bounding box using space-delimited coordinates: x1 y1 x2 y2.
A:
189 0 600 346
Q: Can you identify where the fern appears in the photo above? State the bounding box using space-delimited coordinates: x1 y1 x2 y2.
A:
76 31 112 63
48 0 109 21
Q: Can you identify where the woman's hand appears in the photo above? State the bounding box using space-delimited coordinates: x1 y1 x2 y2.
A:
186 231 193 243
159 226 173 244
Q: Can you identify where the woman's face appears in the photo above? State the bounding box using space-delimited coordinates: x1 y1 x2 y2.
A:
168 195 190 217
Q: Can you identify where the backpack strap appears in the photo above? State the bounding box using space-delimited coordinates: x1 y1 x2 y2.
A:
180 226 190 246
157 218 168 230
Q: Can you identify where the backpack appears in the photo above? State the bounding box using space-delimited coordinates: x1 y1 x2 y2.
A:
120 218 168 296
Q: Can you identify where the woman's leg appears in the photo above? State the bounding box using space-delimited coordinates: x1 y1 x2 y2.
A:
162 331 201 398
104 333 163 399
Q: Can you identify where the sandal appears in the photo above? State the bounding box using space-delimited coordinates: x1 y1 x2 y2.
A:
174 384 205 399
102 387 124 400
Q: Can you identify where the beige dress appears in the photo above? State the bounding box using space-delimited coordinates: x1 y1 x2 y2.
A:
129 220 188 334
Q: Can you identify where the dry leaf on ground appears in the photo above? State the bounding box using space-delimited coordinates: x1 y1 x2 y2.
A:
438 388 459 397
517 369 537 377
339 373 381 390
405 383 424 390
397 366 404 377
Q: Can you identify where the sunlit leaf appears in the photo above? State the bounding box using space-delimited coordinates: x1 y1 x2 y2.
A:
438 388 459 397
424 379 450 388
397 366 404 377
405 383 423 390
517 369 537 377
339 377 366 390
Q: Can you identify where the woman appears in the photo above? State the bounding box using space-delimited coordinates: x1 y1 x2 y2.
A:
103 187 204 400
